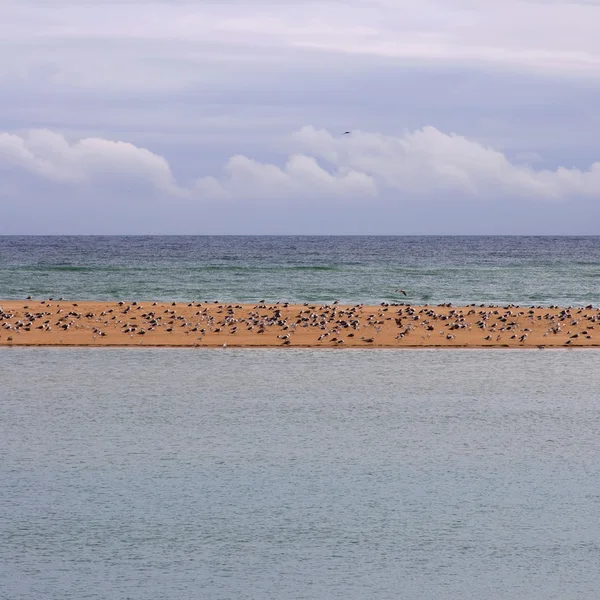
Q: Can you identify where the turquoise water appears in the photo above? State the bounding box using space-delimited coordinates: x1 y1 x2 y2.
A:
1 235 600 305
2 348 600 599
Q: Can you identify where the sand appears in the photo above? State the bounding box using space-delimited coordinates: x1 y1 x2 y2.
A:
1 299 599 348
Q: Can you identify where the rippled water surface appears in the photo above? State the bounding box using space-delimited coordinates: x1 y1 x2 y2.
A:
2 348 600 599
1 235 600 305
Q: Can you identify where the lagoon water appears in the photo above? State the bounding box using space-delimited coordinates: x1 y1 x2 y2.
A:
2 348 600 599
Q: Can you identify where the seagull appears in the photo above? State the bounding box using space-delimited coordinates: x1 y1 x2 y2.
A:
395 289 407 296
343 131 351 135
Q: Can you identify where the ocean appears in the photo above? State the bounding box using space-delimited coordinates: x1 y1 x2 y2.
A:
2 348 600 599
1 235 599 305
2 236 600 599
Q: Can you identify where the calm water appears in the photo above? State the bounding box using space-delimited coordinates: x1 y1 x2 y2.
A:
1 235 600 305
2 348 600 599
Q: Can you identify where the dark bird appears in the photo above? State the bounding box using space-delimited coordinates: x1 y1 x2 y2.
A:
343 131 351 135
395 289 407 296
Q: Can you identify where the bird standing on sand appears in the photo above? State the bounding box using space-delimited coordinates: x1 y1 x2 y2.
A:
395 289 407 296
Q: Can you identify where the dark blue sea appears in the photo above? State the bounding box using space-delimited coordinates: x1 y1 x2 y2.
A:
1 235 599 305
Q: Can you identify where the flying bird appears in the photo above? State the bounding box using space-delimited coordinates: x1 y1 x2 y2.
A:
395 289 407 296
343 131 351 135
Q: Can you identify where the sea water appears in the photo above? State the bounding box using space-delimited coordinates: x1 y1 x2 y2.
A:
2 348 600 599
2 237 600 599
1 235 599 306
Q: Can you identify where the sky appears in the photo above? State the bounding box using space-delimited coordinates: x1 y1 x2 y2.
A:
2 0 600 234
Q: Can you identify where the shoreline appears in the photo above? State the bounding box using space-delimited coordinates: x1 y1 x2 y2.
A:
1 299 599 348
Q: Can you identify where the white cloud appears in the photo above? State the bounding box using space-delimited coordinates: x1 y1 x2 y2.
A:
0 129 185 196
199 126 600 201
4 126 600 205
195 153 376 201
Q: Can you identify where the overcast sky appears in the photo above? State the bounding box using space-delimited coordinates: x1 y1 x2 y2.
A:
2 0 600 234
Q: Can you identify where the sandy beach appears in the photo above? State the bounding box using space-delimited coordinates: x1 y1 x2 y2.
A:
1 299 599 348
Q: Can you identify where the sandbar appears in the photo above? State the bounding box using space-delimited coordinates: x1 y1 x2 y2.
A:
1 299 599 348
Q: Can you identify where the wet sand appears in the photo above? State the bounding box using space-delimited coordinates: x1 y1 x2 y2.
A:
1 299 599 348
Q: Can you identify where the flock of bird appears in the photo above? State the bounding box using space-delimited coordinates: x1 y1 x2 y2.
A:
1 298 599 347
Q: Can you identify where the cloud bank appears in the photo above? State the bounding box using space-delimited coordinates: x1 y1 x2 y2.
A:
4 126 600 206
5 0 600 85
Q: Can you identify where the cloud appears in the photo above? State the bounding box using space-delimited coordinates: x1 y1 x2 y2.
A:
0 129 185 196
4 126 600 207
199 126 600 201
288 1 600 77
5 1 600 77
3 0 600 169
4 0 600 93
195 154 376 202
